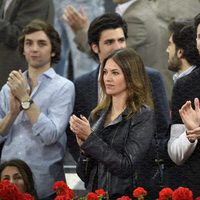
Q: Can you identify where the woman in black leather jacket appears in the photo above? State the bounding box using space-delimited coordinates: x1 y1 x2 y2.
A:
69 48 155 199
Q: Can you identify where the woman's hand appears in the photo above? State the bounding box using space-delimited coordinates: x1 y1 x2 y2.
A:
69 114 92 141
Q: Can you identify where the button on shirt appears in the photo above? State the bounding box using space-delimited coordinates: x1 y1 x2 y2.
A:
0 68 75 198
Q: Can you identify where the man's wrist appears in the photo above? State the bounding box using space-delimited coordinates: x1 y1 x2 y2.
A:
20 99 33 110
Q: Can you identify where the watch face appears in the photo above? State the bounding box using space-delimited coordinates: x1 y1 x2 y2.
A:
21 101 30 110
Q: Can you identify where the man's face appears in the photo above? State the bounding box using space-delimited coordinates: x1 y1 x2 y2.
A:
91 28 126 64
166 35 181 72
23 30 55 70
196 24 200 54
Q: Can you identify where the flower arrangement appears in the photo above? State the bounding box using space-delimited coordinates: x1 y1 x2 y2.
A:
53 181 200 200
53 182 108 200
1 179 200 200
0 180 35 200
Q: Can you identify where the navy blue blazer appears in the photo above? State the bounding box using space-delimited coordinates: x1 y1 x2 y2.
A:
67 66 170 162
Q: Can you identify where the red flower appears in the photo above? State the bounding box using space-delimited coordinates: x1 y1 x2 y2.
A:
0 180 21 200
22 193 35 200
87 192 98 200
116 195 131 200
54 195 66 200
172 187 193 200
195 197 200 200
133 187 147 199
95 189 107 197
53 181 74 200
158 187 173 200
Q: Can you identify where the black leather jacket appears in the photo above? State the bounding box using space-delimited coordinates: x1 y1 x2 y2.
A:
76 106 155 199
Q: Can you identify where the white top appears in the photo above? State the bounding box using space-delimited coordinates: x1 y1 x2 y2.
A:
168 124 197 165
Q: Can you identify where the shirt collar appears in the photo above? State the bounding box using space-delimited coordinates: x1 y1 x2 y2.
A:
173 65 196 83
115 0 137 16
24 67 56 80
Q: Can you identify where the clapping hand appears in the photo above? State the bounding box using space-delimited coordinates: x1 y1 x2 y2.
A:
63 5 88 34
179 98 200 141
7 70 29 102
69 114 92 145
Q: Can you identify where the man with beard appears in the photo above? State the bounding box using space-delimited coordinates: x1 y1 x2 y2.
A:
166 19 200 83
167 17 200 194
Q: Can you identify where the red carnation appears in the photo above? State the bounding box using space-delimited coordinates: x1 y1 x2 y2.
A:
158 187 173 200
54 195 66 200
116 195 131 200
95 189 107 197
172 187 193 200
0 180 22 200
22 193 35 200
53 181 74 200
133 187 147 199
87 192 98 200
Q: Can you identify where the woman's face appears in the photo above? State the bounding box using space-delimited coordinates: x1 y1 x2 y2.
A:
1 166 26 193
103 58 127 97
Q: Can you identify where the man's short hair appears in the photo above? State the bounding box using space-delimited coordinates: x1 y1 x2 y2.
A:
18 19 61 64
168 19 200 67
88 13 128 60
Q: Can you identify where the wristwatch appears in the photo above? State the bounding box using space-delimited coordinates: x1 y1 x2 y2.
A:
20 99 33 110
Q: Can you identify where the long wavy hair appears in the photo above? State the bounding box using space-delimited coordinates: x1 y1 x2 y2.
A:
91 48 153 119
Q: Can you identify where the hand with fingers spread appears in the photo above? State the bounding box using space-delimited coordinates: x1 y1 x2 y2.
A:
179 98 200 130
179 98 200 142
63 5 89 34
69 114 92 145
7 70 30 102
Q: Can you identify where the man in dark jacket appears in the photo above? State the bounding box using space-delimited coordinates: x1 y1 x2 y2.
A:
167 14 200 197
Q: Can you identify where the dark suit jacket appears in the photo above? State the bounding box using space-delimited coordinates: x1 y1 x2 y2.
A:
170 67 200 196
67 66 170 162
0 0 54 88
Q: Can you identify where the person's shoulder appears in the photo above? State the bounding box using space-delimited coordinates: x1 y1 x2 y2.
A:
129 105 154 126
145 66 161 77
140 104 153 113
0 84 10 94
176 67 200 85
74 68 99 84
54 73 74 89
